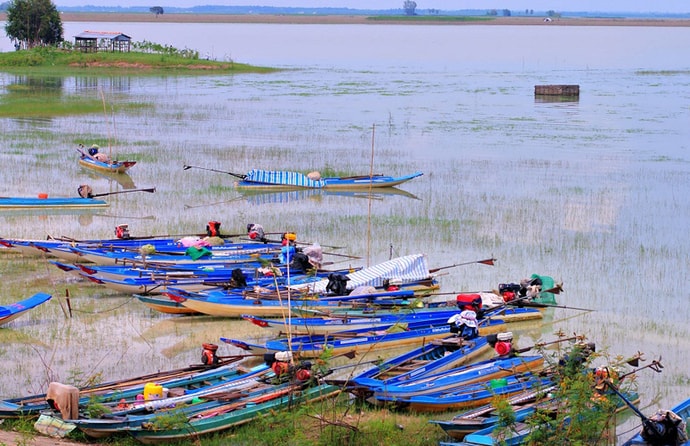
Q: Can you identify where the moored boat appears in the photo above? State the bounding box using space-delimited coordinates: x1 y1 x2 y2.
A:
0 292 52 327
234 169 423 190
0 196 108 210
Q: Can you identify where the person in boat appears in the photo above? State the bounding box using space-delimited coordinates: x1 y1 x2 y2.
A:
447 309 479 340
247 223 267 242
87 144 110 163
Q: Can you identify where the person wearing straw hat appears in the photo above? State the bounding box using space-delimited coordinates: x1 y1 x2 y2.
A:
447 309 479 340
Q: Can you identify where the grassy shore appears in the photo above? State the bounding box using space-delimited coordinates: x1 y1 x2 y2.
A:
1 12 689 26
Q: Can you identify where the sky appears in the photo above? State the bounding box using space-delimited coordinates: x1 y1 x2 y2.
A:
51 0 690 14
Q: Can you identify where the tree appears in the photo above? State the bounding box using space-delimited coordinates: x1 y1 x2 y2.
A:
402 0 416 16
150 6 164 17
5 0 63 49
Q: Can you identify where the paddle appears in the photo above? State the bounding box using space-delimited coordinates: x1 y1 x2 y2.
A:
183 164 247 180
240 236 346 251
512 334 585 355
429 258 497 274
87 187 156 198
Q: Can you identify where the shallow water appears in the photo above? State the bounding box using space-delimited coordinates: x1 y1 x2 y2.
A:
1 22 690 441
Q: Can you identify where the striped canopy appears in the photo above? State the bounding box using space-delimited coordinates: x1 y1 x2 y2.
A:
243 170 323 188
290 254 430 293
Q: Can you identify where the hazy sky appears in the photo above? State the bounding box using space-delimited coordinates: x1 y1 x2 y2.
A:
52 1 689 13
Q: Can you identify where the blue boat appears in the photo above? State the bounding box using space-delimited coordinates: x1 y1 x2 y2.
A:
0 292 52 327
221 320 509 359
453 388 641 445
0 361 263 418
346 335 492 392
241 308 458 335
430 385 558 441
365 355 545 400
0 196 108 210
232 169 423 190
376 373 554 413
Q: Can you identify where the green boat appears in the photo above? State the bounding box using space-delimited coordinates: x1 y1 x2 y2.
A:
127 383 340 444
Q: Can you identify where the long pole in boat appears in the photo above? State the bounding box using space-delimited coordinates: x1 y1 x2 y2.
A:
366 123 375 268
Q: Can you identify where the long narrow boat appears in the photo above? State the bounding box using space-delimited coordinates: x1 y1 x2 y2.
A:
429 385 557 440
67 244 280 266
0 359 250 418
257 306 543 336
222 319 509 359
174 287 422 318
453 389 640 445
73 377 292 439
233 169 423 190
127 382 340 444
365 354 545 400
376 373 554 413
343 335 492 393
0 196 108 210
241 309 460 335
0 293 52 327
135 294 201 315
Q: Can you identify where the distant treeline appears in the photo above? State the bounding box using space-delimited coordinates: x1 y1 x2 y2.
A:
9 4 687 19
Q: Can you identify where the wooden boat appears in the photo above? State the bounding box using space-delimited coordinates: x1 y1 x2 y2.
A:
168 284 378 318
621 397 690 446
127 382 340 444
73 377 295 439
377 373 554 413
0 196 108 210
135 294 201 315
79 155 136 174
366 354 546 399
0 358 251 418
454 389 640 445
233 169 423 190
0 292 52 326
346 335 492 392
67 243 280 266
78 145 136 174
241 309 460 335
222 320 508 359
430 385 557 440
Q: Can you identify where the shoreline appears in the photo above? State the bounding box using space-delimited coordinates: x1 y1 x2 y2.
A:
2 13 690 27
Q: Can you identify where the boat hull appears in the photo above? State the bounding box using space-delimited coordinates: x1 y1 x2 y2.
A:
0 197 108 210
79 156 136 174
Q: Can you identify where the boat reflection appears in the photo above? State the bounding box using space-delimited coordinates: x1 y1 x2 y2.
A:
81 169 137 190
236 187 419 206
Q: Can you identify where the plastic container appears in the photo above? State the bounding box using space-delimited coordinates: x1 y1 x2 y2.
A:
143 383 164 400
489 378 508 389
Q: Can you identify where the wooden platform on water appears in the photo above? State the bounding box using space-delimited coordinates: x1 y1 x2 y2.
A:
534 84 580 96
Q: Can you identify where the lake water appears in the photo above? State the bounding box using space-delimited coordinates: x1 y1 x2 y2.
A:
1 22 690 442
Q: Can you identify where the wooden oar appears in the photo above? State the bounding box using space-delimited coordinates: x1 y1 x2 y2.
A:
429 258 496 274
512 335 584 355
240 236 346 251
183 164 247 179
88 187 156 198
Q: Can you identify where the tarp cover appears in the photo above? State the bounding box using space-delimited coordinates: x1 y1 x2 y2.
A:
244 170 323 188
290 253 430 293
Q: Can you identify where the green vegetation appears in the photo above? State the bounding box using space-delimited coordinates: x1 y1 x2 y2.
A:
4 0 63 49
0 46 277 75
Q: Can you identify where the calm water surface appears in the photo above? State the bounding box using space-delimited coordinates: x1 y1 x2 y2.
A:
1 23 690 441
